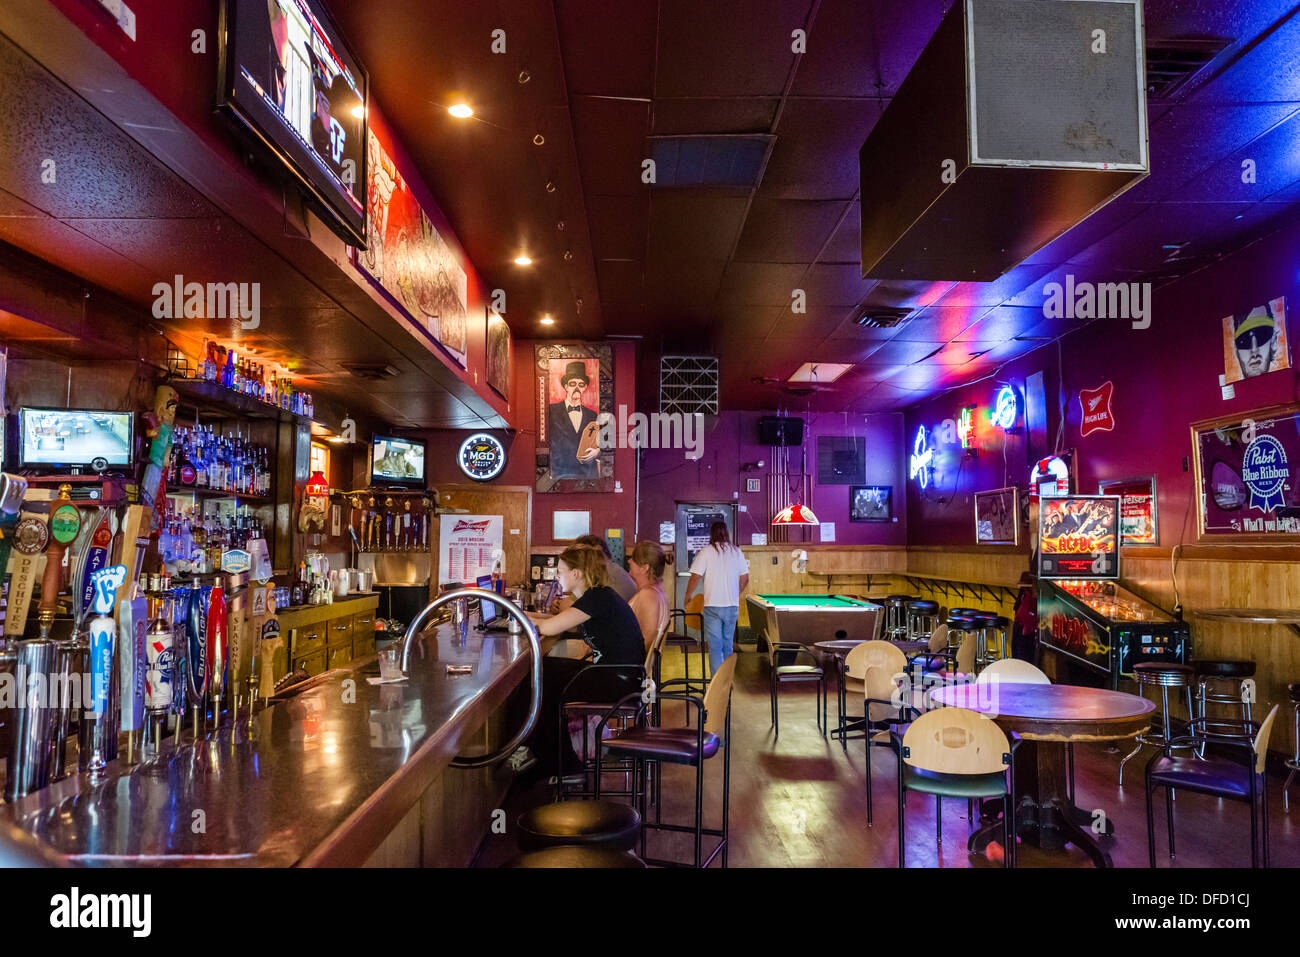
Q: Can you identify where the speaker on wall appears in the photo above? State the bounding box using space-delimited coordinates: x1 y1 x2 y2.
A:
758 416 803 447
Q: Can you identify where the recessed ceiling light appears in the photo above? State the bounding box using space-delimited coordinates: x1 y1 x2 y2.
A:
448 104 474 118
540 315 555 326
514 255 533 266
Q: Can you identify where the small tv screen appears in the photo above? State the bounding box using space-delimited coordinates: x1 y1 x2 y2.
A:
371 435 426 486
220 0 367 245
19 409 134 468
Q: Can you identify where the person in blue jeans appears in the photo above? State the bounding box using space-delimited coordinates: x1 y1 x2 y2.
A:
683 521 750 675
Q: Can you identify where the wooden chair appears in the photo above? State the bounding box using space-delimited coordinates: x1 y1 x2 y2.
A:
1145 704 1279 868
894 707 1020 868
972 657 1075 807
764 625 826 741
862 640 920 826
908 622 953 673
596 654 739 868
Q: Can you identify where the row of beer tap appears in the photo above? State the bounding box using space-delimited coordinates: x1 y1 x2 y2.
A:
0 476 275 803
343 490 434 552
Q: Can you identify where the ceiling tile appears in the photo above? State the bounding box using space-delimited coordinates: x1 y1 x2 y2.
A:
652 98 780 135
733 198 844 262
763 98 883 200
655 0 813 98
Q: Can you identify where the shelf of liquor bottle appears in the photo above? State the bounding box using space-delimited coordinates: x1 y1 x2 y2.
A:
166 487 273 504
169 378 315 425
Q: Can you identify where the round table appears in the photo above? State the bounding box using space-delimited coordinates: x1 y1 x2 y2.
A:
929 682 1154 868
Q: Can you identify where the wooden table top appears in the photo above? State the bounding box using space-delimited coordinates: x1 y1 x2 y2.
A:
1190 608 1300 625
929 682 1154 742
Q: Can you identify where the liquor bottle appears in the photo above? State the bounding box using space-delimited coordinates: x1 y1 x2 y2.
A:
195 429 209 489
222 351 234 390
200 340 212 381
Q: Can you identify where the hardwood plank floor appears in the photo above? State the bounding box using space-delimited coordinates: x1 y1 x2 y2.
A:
474 649 1300 868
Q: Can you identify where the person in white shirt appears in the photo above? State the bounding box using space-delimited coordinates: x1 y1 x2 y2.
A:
683 521 750 674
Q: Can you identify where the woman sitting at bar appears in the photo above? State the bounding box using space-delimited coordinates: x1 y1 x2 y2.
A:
627 540 670 652
524 544 644 776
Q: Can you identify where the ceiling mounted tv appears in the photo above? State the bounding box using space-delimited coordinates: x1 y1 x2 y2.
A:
219 0 368 246
18 408 134 470
371 435 426 487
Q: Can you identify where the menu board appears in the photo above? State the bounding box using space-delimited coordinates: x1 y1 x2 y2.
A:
1037 495 1120 580
437 515 503 585
1099 477 1158 546
1193 405 1300 539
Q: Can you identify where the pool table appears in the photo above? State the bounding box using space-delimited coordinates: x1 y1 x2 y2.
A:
745 594 882 651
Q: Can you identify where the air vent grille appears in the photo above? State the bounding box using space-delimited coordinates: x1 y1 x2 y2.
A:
647 135 775 189
660 355 719 414
1145 39 1230 100
341 362 400 380
855 308 911 328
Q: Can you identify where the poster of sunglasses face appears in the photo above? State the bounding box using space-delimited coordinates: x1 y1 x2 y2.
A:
1222 296 1290 384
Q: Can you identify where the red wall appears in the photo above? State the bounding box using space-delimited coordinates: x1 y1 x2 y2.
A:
905 214 1300 550
638 411 907 547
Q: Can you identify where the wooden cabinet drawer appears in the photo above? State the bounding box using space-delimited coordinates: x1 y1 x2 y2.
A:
327 643 352 669
293 649 326 677
293 626 326 656
328 616 353 645
353 633 376 659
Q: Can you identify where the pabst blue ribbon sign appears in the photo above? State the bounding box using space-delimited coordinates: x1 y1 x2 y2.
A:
1241 434 1289 513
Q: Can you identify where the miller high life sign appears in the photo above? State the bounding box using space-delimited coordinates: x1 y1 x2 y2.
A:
1079 381 1116 437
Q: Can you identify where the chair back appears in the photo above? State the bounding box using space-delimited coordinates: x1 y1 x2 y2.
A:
901 707 1011 775
680 593 703 631
954 634 976 675
976 658 1049 685
927 623 950 653
644 617 670 674
703 653 739 737
1254 704 1281 774
855 640 909 722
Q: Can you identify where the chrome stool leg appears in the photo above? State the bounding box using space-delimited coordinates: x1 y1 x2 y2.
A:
1285 701 1300 812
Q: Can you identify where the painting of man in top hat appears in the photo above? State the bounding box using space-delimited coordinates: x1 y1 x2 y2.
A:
536 345 613 490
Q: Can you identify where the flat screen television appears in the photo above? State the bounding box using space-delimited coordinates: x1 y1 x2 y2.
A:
219 0 368 246
18 408 134 469
371 435 426 487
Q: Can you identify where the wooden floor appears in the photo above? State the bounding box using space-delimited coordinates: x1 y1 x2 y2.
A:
474 649 1300 868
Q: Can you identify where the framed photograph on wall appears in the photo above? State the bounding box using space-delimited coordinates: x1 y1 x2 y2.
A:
1098 476 1158 546
535 343 614 493
486 309 511 398
1191 404 1300 541
849 485 892 522
974 486 1019 544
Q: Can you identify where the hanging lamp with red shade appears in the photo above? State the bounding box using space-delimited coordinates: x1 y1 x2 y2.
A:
771 503 819 525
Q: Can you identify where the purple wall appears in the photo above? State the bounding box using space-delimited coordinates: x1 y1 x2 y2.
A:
905 215 1300 549
638 411 907 546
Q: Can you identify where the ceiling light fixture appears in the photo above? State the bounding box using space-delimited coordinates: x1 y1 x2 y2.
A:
540 315 555 326
772 504 820 526
449 104 474 118
514 255 533 266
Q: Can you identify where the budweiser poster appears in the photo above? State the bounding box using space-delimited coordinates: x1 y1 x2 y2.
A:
1193 405 1300 539
437 514 503 585
1100 477 1157 546
1037 495 1121 580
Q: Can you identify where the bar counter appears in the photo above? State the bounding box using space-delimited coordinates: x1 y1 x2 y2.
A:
0 619 553 866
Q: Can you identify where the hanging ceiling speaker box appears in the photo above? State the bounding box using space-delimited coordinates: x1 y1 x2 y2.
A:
859 0 1148 281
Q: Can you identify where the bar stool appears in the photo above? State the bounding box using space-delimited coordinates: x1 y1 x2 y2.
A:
1119 662 1195 787
883 595 913 640
969 611 1002 673
1285 683 1300 811
1190 658 1256 758
906 600 939 641
503 846 647 868
517 799 641 852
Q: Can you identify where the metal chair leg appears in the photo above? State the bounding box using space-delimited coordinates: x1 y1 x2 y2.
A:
1118 737 1145 787
1146 781 1158 867
936 796 942 844
1261 774 1270 869
866 733 874 827
1166 787 1176 859
897 769 906 869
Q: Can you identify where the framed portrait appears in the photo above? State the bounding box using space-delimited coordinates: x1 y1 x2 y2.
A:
849 485 891 522
486 310 511 398
535 343 614 493
1191 404 1300 541
1222 296 1289 384
1098 476 1158 546
974 486 1018 544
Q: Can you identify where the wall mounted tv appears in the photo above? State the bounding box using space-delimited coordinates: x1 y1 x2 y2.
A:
371 435 427 487
18 409 134 470
218 0 368 246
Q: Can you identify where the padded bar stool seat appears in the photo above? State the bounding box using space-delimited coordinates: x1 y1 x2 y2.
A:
1121 662 1195 786
503 846 648 868
1192 659 1256 679
906 599 940 641
517 799 641 852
